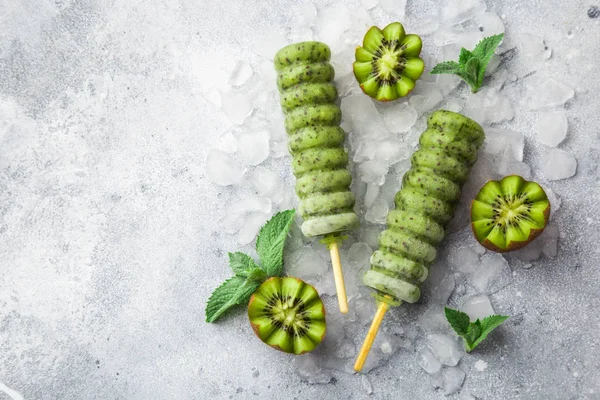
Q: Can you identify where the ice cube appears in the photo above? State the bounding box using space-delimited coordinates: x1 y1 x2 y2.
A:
237 130 270 166
537 111 568 147
341 94 386 137
334 339 356 359
413 16 440 36
443 98 464 112
519 33 551 60
484 128 525 162
429 274 456 304
474 359 488 371
348 242 373 271
463 87 513 125
355 296 377 326
293 354 333 384
377 0 407 17
250 166 283 203
313 271 336 296
442 0 487 24
420 304 449 332
545 187 561 217
442 366 466 395
366 198 389 224
462 294 494 320
360 374 374 395
359 225 382 250
448 245 480 273
427 333 463 366
477 12 505 35
358 159 389 185
227 195 272 215
228 61 254 87
417 347 443 374
285 245 329 278
409 89 444 116
288 19 314 43
238 212 270 245
471 253 512 294
203 88 222 108
222 92 253 125
437 74 461 96
380 342 392 354
457 27 484 50
253 32 289 60
542 224 559 258
205 149 245 186
314 3 352 53
298 1 318 26
526 78 575 110
380 102 418 133
496 146 532 179
434 26 464 47
216 131 238 154
375 139 410 164
542 148 577 181
364 183 380 208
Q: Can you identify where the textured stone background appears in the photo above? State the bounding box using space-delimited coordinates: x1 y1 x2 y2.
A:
1 0 600 399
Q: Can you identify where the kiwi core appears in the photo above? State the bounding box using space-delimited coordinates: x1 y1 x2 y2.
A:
378 50 403 79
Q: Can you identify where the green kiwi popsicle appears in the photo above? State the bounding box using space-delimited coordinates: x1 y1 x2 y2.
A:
274 42 359 314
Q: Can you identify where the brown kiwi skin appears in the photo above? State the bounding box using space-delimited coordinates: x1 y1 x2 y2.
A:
470 175 551 253
247 277 327 354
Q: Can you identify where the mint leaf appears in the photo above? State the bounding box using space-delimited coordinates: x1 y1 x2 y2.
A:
205 276 244 322
459 48 475 65
430 61 461 74
467 314 510 352
445 307 509 352
205 275 263 323
228 252 259 277
430 33 504 93
444 307 470 336
256 209 296 277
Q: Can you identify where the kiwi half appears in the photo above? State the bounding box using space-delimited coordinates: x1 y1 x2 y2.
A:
471 175 551 252
248 277 326 355
353 22 424 101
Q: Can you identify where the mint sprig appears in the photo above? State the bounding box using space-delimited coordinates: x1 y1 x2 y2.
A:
431 33 504 93
205 209 296 322
444 307 509 352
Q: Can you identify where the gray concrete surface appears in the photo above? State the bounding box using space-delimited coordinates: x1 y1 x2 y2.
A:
1 0 600 399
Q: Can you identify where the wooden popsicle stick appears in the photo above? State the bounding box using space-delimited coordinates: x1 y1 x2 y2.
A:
354 300 390 372
328 241 348 314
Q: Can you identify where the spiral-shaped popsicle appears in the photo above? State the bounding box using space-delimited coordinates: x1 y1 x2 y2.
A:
274 42 359 313
355 110 485 371
274 42 359 237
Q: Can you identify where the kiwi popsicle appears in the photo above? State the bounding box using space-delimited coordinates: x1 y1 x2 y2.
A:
354 110 485 371
274 42 360 313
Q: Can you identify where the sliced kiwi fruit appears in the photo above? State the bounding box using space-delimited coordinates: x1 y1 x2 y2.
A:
353 22 424 101
471 175 551 252
248 277 326 355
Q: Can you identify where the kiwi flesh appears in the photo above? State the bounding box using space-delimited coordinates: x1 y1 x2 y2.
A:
471 175 551 252
248 277 326 355
353 22 424 101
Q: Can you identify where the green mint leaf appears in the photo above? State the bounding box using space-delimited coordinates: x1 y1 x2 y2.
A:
464 57 481 92
205 276 245 322
444 307 471 337
430 61 461 74
205 275 263 323
228 252 259 276
246 267 267 282
472 33 504 65
256 209 296 277
465 320 482 347
467 314 510 352
473 33 504 87
459 47 475 65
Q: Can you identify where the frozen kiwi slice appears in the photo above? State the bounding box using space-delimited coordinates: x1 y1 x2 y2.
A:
471 175 551 252
353 22 424 101
248 277 326 355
